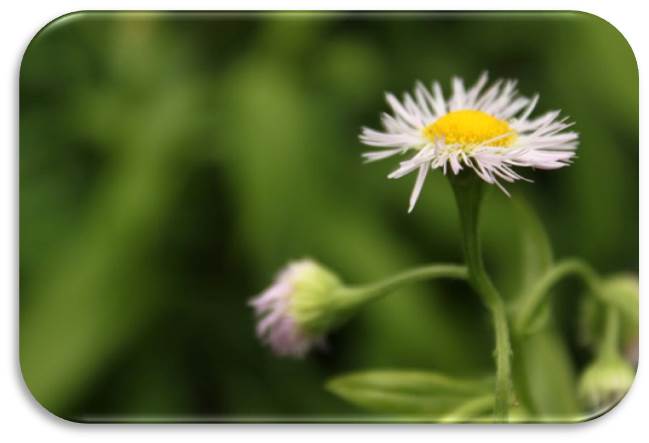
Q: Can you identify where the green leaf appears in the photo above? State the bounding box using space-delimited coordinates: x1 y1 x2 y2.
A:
508 195 580 418
508 195 554 335
326 370 493 417
511 194 554 295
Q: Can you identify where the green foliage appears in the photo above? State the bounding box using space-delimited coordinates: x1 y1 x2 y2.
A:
326 370 493 420
510 195 555 297
507 197 580 419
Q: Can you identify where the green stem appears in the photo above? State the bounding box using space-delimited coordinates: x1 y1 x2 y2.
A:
515 259 603 335
599 307 621 361
336 264 467 307
449 172 512 420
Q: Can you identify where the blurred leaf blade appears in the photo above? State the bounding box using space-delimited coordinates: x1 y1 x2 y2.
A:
511 194 554 296
326 370 493 416
508 196 580 418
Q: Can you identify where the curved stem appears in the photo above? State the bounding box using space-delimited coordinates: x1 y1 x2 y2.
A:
449 172 512 420
335 264 467 308
514 258 603 335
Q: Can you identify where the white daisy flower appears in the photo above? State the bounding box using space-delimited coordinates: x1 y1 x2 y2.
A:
250 259 343 358
360 72 579 212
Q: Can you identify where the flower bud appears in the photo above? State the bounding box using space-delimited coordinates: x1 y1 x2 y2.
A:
578 355 635 411
249 259 346 358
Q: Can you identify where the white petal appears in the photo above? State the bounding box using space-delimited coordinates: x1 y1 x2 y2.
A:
408 163 429 213
432 81 447 116
450 76 467 110
465 71 489 107
362 148 404 162
386 93 421 127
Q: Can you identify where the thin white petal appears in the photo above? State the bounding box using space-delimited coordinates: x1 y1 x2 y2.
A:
409 163 429 213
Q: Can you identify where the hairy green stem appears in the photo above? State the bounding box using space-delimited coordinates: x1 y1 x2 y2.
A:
515 258 603 335
449 172 512 420
336 264 468 307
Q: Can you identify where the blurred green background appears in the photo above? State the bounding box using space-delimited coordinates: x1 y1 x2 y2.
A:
19 12 637 422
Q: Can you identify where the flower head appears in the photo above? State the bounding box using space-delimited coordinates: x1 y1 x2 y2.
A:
360 72 579 212
578 355 635 411
250 259 344 358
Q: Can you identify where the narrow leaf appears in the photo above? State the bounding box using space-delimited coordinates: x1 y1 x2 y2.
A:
511 194 553 295
509 195 579 417
326 370 492 416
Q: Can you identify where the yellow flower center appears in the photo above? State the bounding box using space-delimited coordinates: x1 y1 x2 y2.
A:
423 110 516 148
